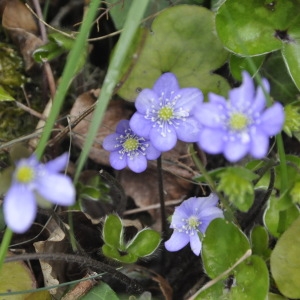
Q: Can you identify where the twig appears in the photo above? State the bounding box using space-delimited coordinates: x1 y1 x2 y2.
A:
5 252 144 294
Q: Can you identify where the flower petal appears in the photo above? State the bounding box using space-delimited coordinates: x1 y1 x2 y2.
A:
37 174 75 206
251 79 269 113
127 155 147 173
150 126 177 152
109 151 127 170
135 89 159 114
4 184 36 233
189 233 202 256
176 117 201 143
115 119 130 134
195 103 225 128
229 71 255 110
223 139 249 162
103 133 121 151
174 88 203 112
197 128 225 154
260 102 285 135
129 113 152 138
153 73 179 98
145 144 161 160
249 128 269 158
45 153 68 173
165 231 190 252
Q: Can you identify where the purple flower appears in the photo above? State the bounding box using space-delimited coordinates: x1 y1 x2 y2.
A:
103 120 161 173
130 72 203 152
165 194 223 256
195 71 285 162
3 153 75 233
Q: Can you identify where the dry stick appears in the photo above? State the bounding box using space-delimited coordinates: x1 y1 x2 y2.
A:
187 249 252 300
5 253 144 294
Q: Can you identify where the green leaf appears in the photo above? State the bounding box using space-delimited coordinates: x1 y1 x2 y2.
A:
81 282 119 300
194 281 223 299
264 194 299 238
216 167 258 212
0 86 15 101
202 218 250 278
102 244 138 263
268 293 288 300
283 101 300 137
102 214 123 249
215 0 300 55
229 54 265 81
271 216 300 299
250 226 271 260
281 16 300 90
118 5 229 101
261 51 299 104
229 255 269 300
126 228 161 257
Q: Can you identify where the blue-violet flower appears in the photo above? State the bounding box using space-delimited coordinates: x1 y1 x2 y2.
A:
165 194 224 256
103 119 161 173
130 72 203 152
195 71 284 162
3 153 75 233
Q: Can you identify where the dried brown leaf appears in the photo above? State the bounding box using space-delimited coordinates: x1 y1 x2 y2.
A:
70 90 132 165
2 0 43 70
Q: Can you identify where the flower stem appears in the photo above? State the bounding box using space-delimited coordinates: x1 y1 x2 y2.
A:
0 228 13 270
190 145 236 223
157 156 167 239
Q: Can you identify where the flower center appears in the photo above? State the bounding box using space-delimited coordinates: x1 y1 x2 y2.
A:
188 216 200 229
229 113 248 131
116 129 148 159
123 138 139 152
158 106 174 121
15 165 35 183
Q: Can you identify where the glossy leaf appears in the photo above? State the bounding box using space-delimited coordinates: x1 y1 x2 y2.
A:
102 214 123 249
264 194 299 238
215 0 300 55
271 216 300 299
202 218 250 278
118 5 229 101
126 228 161 257
250 226 271 260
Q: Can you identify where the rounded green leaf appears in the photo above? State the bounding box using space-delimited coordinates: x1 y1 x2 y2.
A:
216 0 300 55
280 14 300 90
271 216 300 299
230 255 269 300
264 195 299 238
250 225 271 260
202 218 250 278
102 214 123 248
102 244 138 264
126 228 161 257
118 5 229 101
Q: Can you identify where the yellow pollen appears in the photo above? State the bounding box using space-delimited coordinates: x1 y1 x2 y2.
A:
188 216 200 229
15 166 35 183
158 106 173 121
229 113 248 131
123 138 138 152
